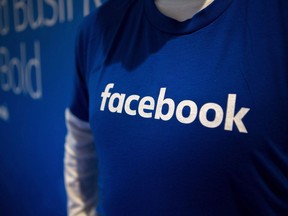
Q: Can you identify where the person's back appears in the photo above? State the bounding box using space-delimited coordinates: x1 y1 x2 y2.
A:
64 0 288 215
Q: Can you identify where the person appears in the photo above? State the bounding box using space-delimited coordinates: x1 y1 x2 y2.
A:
64 0 288 215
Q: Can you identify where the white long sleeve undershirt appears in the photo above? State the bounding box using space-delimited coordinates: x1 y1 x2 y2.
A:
64 109 98 216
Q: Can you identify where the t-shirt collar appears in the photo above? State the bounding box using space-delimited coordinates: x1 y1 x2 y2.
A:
144 0 234 35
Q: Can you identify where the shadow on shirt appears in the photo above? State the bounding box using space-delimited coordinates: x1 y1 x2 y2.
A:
95 0 177 71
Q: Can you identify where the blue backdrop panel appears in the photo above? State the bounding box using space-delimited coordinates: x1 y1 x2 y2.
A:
0 1 105 215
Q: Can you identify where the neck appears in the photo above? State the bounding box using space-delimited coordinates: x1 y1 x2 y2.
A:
155 0 215 22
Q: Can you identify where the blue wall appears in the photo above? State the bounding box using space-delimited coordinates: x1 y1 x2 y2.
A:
0 1 104 215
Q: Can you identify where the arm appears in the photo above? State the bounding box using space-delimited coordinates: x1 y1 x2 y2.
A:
64 109 98 216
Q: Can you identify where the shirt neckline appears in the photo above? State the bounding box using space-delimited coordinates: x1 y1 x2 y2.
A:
143 0 233 35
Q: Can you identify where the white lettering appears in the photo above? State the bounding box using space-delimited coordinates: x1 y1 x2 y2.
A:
0 105 9 121
25 41 42 99
13 0 74 32
100 83 114 111
176 100 198 124
108 93 126 113
44 0 58 26
58 0 65 22
14 0 28 32
99 84 250 133
27 0 43 29
83 0 90 17
155 88 175 121
83 0 102 16
139 96 155 118
0 0 9 35
0 47 10 91
199 103 224 128
9 57 22 94
124 95 140 116
66 0 73 21
224 94 250 133
0 42 42 99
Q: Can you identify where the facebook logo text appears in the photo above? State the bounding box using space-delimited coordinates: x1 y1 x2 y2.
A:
100 83 250 133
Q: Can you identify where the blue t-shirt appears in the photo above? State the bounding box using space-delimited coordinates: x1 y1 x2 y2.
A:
70 0 288 215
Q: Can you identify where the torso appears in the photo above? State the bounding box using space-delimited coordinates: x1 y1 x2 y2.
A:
76 0 288 215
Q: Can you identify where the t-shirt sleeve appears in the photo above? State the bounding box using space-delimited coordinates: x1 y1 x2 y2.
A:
69 26 90 122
